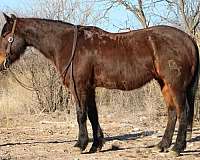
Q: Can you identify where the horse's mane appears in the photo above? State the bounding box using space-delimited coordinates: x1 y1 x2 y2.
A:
21 17 74 27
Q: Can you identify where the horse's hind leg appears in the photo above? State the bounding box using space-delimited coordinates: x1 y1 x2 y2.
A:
171 89 188 156
157 83 177 152
186 77 198 141
87 88 104 153
158 83 188 155
186 89 194 141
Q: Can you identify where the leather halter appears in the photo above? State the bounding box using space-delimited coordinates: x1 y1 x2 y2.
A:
6 19 17 56
3 19 17 69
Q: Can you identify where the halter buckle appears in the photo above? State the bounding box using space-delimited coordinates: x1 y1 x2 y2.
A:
8 36 14 43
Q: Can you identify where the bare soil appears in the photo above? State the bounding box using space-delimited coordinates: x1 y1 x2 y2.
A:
0 111 200 160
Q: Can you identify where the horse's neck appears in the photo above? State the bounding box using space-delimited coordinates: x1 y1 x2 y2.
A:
19 19 73 62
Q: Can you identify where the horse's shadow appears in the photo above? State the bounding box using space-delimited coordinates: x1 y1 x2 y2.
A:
102 129 200 156
190 134 200 142
1 129 200 156
83 131 156 154
0 139 75 147
182 150 200 156
0 130 153 148
104 130 156 142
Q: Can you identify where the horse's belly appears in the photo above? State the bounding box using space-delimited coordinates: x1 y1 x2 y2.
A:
95 68 154 91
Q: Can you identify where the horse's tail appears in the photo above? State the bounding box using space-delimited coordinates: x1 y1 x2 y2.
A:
187 40 199 141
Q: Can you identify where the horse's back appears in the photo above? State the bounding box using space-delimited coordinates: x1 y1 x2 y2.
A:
79 25 197 91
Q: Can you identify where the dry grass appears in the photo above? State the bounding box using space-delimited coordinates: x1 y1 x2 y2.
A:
0 73 34 113
0 68 166 126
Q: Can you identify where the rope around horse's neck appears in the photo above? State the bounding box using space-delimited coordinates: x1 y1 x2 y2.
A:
8 25 78 92
8 67 36 91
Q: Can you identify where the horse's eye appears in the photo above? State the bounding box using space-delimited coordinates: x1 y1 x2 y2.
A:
2 34 6 38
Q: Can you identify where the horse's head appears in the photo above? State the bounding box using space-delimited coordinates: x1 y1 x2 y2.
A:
0 13 26 71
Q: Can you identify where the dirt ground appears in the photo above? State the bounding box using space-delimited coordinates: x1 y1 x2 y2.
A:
0 110 200 160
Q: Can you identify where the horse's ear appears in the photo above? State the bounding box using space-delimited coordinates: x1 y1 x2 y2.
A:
10 14 17 20
3 12 12 23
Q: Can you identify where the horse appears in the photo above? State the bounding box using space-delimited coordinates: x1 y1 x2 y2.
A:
0 13 199 156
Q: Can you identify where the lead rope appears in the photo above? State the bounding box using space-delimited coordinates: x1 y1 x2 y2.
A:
63 25 78 77
68 25 81 108
70 61 81 109
8 67 37 91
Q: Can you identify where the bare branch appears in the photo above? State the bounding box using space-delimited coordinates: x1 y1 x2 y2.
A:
115 0 148 28
190 2 200 33
138 0 148 28
178 0 191 33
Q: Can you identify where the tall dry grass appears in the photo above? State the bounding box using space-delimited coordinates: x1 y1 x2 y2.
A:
0 64 166 126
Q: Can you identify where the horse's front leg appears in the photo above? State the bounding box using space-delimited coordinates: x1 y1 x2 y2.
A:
73 90 89 152
87 88 104 153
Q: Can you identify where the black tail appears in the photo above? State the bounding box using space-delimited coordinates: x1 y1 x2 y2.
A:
187 41 199 140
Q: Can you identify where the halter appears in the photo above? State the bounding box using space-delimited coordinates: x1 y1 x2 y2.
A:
6 19 17 55
3 19 17 69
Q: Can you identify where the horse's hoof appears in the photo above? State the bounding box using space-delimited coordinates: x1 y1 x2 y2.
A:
89 146 98 153
74 141 88 152
89 145 103 153
89 139 105 153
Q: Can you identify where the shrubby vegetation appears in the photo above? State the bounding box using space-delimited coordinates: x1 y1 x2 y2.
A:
0 0 199 119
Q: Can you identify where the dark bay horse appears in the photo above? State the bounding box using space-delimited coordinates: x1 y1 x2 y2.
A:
0 13 199 156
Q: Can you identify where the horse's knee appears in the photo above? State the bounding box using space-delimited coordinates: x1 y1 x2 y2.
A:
77 111 87 124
